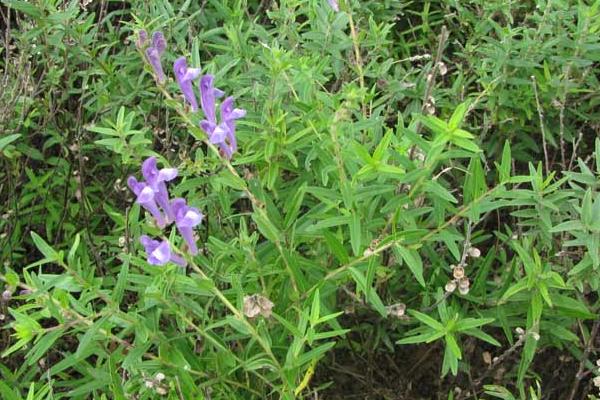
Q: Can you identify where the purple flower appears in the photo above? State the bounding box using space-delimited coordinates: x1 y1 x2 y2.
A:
136 30 148 49
220 96 246 155
174 57 202 111
199 75 224 125
141 157 178 223
152 31 166 54
171 198 204 255
327 0 339 12
199 95 245 159
140 235 186 267
127 177 166 228
145 31 167 84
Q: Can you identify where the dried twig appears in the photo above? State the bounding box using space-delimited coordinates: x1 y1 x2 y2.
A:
567 320 600 400
531 76 550 175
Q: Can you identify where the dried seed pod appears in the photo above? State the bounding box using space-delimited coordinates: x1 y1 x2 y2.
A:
458 277 470 295
243 294 274 318
445 280 457 293
453 266 465 280
386 303 406 318
515 327 525 335
482 351 492 365
468 247 481 258
438 62 448 76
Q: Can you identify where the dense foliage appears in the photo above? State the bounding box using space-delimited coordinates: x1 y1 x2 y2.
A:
1 0 599 399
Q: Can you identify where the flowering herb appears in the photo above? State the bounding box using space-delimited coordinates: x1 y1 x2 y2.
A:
171 198 204 255
140 235 186 267
128 157 205 263
127 176 166 228
199 74 224 126
141 157 177 223
173 57 202 111
144 31 167 84
136 29 148 49
220 96 246 157
199 94 245 160
327 0 339 12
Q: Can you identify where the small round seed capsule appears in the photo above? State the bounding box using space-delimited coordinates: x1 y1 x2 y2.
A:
445 280 457 293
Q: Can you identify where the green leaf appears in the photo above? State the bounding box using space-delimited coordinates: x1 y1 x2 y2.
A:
372 130 394 161
2 0 42 18
449 101 470 130
499 141 512 182
30 232 58 261
284 182 307 229
26 329 65 366
0 134 21 152
424 180 458 203
549 220 584 232
500 279 528 302
517 335 538 385
252 211 281 243
464 157 487 205
582 189 593 226
76 316 108 358
67 233 81 265
217 169 246 191
463 328 501 346
293 342 336 368
445 334 462 359
419 115 449 135
409 310 444 331
452 137 481 153
349 212 361 256
596 138 600 174
323 232 349 264
395 245 425 287
310 289 320 327
397 331 442 345
0 381 20 400
455 317 495 331
442 341 458 376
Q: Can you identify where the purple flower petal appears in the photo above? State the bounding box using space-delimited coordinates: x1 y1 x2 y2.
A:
174 57 201 111
136 30 148 49
128 177 166 227
158 168 178 182
219 142 234 160
327 0 339 12
150 240 171 265
200 120 215 134
208 123 228 145
141 157 177 222
144 32 167 84
127 176 143 195
151 31 166 55
171 198 204 255
140 236 187 267
199 75 224 124
220 97 245 156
